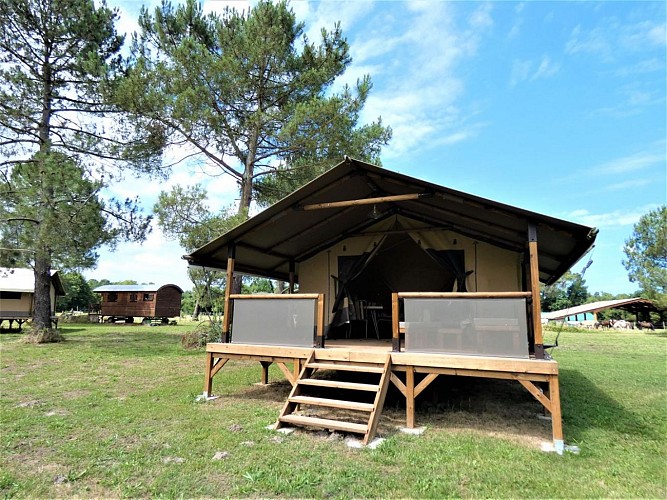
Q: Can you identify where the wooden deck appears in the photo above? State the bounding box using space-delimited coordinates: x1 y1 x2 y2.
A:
204 340 564 451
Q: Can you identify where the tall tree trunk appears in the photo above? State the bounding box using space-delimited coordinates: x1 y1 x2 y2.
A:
33 51 54 331
232 128 260 295
33 257 52 330
192 299 201 321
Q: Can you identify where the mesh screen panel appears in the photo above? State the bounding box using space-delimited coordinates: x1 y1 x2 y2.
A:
232 298 316 347
404 298 529 358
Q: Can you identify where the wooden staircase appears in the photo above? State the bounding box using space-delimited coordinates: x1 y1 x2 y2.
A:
275 351 392 445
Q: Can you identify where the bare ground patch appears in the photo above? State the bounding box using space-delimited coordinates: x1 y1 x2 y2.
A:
217 370 552 450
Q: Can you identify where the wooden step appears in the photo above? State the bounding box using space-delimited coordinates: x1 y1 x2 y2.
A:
298 378 379 392
307 361 384 374
279 414 368 434
289 395 374 412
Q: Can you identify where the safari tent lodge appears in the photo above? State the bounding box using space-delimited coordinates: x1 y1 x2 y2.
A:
185 157 598 451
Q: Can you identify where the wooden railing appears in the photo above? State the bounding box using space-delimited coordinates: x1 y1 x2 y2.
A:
392 292 533 355
228 293 325 347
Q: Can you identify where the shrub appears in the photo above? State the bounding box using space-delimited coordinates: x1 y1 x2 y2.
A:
181 321 222 349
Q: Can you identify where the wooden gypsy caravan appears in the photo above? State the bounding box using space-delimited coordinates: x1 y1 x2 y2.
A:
184 157 598 452
0 267 65 330
92 284 183 324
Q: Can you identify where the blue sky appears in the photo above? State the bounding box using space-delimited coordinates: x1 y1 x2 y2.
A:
87 0 666 295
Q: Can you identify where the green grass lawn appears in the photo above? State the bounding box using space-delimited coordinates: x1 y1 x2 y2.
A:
1 323 665 498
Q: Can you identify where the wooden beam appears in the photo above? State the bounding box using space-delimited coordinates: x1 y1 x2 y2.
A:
301 193 425 211
203 352 215 397
398 291 532 299
528 224 545 358
293 358 302 381
390 373 406 396
260 361 271 385
276 362 296 385
549 374 564 443
392 293 400 351
406 366 415 428
222 244 235 343
414 373 439 398
230 293 321 300
288 261 295 293
518 379 551 412
211 357 229 378
316 293 325 348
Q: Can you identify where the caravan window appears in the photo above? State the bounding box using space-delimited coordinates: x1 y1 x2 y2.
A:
107 292 118 302
143 293 154 301
0 291 21 300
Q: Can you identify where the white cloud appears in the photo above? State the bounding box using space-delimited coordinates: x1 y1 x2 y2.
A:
566 24 611 60
469 3 493 29
507 4 524 41
297 1 375 48
510 56 560 87
86 228 192 290
202 0 251 16
566 18 666 62
603 178 653 192
531 56 560 81
591 81 666 118
615 58 664 77
594 150 665 175
561 205 660 229
338 2 494 158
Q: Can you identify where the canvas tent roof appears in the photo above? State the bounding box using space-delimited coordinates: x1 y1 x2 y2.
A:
542 298 660 320
0 267 65 295
184 157 598 285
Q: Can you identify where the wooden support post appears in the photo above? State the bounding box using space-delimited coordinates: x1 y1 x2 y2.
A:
260 361 271 385
288 260 295 294
203 352 215 397
528 224 545 359
293 358 301 381
406 366 415 428
222 244 236 343
549 374 564 453
315 294 325 348
392 293 400 351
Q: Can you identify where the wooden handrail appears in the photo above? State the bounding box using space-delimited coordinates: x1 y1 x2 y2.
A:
397 292 532 299
230 293 321 300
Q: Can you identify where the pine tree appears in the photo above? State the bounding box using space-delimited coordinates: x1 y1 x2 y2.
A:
0 0 163 334
121 0 391 215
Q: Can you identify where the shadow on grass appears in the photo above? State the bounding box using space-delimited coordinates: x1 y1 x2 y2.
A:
50 326 187 358
227 365 661 445
560 367 659 440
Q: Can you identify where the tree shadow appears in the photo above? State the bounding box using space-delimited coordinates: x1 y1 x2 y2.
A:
559 367 660 440
227 365 659 444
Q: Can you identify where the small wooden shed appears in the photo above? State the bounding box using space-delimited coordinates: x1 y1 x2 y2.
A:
0 267 65 330
92 284 183 324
